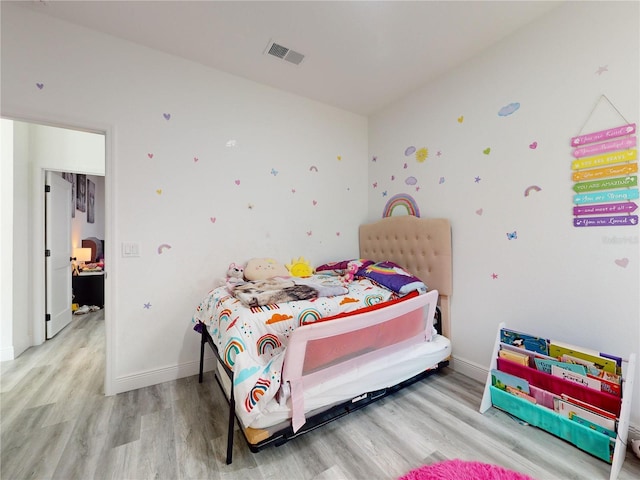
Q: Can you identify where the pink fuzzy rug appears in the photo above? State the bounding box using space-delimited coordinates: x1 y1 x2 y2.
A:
399 459 535 480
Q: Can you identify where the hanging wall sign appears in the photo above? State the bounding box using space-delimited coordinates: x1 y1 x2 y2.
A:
571 123 636 146
572 162 637 182
573 175 637 193
574 215 638 227
571 96 637 228
572 136 636 158
573 188 639 205
571 149 637 170
573 202 638 216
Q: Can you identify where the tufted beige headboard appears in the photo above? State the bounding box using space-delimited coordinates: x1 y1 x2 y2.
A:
359 215 452 339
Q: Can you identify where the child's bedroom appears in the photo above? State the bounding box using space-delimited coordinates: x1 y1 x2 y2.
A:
1 1 638 479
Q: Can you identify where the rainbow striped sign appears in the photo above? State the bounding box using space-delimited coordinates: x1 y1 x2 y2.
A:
573 175 637 193
574 215 638 227
573 202 638 216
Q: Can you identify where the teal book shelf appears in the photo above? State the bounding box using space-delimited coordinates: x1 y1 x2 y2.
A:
480 322 636 480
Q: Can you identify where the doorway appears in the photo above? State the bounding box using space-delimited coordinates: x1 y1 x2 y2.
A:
2 117 113 394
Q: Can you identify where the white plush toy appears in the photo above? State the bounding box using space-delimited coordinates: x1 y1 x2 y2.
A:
226 262 245 286
631 438 640 459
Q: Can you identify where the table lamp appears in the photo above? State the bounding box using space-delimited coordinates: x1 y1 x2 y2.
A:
72 247 92 275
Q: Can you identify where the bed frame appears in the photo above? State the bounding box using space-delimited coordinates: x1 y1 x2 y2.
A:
197 215 452 464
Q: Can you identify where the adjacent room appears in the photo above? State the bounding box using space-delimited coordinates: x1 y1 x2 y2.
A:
1 1 638 479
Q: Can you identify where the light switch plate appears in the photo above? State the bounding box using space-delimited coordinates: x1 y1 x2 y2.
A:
121 242 140 257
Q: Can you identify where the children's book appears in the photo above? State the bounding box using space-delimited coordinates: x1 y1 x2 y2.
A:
587 373 622 397
500 328 549 355
498 348 530 366
560 393 618 420
548 341 617 374
555 398 616 430
534 358 587 376
506 385 537 403
570 413 616 438
491 369 530 394
550 365 601 391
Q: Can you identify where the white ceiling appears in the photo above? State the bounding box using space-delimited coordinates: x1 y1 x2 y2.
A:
16 0 563 115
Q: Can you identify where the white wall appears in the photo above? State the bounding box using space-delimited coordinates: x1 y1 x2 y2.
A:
369 1 639 425
1 120 15 360
1 4 368 392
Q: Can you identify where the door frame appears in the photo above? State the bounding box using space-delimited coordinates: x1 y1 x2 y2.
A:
4 110 116 396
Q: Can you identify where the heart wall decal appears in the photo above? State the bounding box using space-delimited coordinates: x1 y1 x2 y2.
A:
615 258 629 268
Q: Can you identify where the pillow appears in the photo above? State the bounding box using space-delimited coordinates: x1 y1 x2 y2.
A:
357 261 427 295
244 258 290 281
315 258 373 274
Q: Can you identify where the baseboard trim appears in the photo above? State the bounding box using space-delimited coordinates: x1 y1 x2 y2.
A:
111 355 217 395
0 346 15 362
448 354 488 384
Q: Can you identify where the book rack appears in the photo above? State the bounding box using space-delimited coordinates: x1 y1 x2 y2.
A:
480 322 636 480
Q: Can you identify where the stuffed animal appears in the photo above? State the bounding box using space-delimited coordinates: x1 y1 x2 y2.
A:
226 262 245 287
286 256 313 277
340 261 359 286
631 438 640 459
244 258 289 281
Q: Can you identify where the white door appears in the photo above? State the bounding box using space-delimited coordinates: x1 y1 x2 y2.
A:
45 171 73 339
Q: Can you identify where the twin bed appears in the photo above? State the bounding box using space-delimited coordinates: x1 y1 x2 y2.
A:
192 215 453 463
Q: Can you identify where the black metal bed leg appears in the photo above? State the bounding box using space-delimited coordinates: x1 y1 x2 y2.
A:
199 329 205 383
226 387 235 464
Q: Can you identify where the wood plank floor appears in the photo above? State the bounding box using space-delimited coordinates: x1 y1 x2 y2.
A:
2 311 640 480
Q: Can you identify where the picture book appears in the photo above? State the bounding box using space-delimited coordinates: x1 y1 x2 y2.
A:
529 385 557 409
570 413 616 438
550 365 601 391
491 369 530 394
500 343 553 371
548 341 617 374
555 398 616 431
506 385 537 403
560 394 618 420
587 373 622 397
498 348 530 366
500 328 549 355
534 358 587 376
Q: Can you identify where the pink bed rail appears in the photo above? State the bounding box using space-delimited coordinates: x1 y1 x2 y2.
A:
282 289 439 432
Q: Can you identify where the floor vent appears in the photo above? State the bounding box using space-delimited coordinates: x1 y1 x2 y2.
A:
265 41 305 66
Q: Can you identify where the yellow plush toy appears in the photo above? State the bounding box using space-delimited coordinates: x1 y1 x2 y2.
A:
286 256 313 277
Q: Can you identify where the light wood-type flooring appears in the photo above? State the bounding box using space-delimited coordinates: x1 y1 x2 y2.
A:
2 310 640 480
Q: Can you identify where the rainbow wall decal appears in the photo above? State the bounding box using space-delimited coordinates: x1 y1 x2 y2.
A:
382 193 421 218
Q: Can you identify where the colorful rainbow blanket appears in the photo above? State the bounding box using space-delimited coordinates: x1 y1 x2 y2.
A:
192 274 401 427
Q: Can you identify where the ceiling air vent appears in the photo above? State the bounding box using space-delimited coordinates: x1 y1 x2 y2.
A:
265 41 305 66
